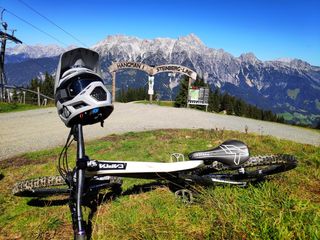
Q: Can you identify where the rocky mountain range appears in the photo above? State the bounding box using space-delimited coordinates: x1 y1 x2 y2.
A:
5 34 320 125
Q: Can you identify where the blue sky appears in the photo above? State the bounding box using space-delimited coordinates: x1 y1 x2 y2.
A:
1 0 320 65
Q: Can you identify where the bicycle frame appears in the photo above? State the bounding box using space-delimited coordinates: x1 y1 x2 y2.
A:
71 124 208 239
84 160 205 178
71 124 243 239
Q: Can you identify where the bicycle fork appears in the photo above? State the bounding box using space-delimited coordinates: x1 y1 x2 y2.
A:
70 124 87 240
68 169 86 240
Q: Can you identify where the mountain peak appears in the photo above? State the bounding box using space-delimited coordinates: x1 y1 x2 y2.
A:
275 57 311 69
7 44 76 58
290 59 311 68
239 52 259 63
177 33 204 47
276 57 294 63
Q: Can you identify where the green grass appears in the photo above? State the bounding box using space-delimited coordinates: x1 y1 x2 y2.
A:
278 111 320 128
134 100 174 107
0 102 53 113
0 129 319 239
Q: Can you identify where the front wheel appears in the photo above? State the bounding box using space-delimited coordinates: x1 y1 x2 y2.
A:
12 175 123 198
12 175 68 197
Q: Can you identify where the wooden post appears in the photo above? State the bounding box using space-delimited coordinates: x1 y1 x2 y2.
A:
37 87 40 106
112 71 116 102
23 91 26 104
149 94 153 103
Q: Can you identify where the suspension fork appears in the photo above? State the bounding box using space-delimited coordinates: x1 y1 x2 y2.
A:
69 197 77 235
72 124 87 240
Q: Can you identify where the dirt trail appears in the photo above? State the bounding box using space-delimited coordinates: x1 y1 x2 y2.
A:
0 103 319 160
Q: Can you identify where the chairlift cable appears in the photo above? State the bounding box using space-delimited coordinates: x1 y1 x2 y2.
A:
3 8 68 47
16 0 88 47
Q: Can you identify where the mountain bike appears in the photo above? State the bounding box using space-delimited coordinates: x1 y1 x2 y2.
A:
12 124 297 240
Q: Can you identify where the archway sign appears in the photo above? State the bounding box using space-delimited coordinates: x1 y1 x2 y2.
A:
108 61 197 103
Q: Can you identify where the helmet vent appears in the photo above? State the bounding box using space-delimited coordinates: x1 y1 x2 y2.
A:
62 106 71 118
90 87 107 101
73 102 88 109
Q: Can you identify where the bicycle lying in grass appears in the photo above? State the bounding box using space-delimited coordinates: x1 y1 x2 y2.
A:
12 48 297 240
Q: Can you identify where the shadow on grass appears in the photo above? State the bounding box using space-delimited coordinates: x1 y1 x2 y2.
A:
24 179 269 239
24 181 165 239
0 173 4 181
122 181 165 196
80 182 165 240
28 198 69 207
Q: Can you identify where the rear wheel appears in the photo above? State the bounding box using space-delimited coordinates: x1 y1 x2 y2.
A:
200 154 297 184
239 154 297 179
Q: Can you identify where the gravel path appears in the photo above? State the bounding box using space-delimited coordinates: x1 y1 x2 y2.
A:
0 103 319 160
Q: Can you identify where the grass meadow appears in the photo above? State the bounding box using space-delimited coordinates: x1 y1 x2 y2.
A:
0 129 319 239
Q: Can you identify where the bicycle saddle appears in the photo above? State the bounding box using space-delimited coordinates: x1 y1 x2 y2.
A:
188 140 250 166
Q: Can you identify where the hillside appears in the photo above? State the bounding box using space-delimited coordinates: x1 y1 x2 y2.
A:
0 129 319 239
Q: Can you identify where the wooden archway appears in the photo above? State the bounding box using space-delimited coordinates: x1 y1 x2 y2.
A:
108 62 197 102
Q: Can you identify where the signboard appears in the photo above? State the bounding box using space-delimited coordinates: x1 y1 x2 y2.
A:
109 62 153 75
188 87 209 105
189 89 199 101
154 65 197 80
108 62 197 80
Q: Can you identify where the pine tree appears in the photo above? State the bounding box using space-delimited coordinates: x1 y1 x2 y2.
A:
174 76 189 108
277 115 285 123
28 78 42 103
12 89 18 102
193 77 206 87
29 78 41 92
221 93 233 114
210 88 221 112
208 89 215 112
234 99 245 116
117 86 126 102
116 86 149 103
42 72 54 98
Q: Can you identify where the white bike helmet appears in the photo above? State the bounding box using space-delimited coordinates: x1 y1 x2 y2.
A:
55 48 113 127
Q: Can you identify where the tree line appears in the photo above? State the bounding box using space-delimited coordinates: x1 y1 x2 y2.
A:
174 76 286 124
28 72 55 98
117 86 150 102
12 73 320 129
25 72 54 104
8 72 54 104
